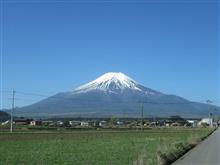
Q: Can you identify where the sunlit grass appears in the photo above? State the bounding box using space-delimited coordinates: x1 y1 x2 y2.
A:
0 128 213 165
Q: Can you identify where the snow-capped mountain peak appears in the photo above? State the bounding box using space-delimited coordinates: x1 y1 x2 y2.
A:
73 72 142 94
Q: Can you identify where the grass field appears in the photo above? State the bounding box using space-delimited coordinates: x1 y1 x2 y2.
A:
0 128 213 165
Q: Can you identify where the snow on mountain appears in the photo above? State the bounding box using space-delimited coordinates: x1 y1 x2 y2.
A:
74 72 142 94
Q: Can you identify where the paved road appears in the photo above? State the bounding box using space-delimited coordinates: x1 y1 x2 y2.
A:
172 127 220 165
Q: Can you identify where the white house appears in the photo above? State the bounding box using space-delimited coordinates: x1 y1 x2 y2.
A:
116 121 124 125
69 121 81 126
198 118 213 127
57 121 64 126
187 120 198 128
1 120 9 125
99 120 107 127
81 121 89 127
30 120 42 126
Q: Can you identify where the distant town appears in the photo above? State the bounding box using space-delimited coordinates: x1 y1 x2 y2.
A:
1 115 219 131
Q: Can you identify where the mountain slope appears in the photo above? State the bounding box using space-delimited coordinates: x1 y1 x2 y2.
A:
0 111 10 122
13 72 219 118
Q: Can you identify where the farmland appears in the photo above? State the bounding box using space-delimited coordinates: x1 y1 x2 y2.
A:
0 128 214 165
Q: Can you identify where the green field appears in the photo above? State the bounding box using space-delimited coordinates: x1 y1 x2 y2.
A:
0 128 213 165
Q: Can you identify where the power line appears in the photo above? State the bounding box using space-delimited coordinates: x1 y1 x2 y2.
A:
1 89 220 106
16 91 52 98
0 90 12 93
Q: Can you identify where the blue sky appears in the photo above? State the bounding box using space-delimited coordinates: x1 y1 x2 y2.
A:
1 0 219 108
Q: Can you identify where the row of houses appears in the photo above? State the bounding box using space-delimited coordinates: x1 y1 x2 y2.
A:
1 117 219 128
1 119 112 128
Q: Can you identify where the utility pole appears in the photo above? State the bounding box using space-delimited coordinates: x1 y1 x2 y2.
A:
141 102 144 131
206 100 213 127
10 89 15 133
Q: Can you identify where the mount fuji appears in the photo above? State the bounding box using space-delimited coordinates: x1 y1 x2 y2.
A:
14 72 219 118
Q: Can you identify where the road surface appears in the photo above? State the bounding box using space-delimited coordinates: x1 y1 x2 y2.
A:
172 127 220 165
